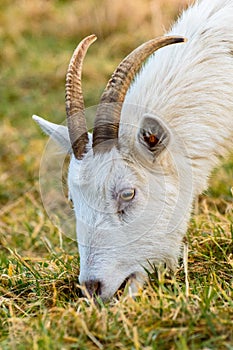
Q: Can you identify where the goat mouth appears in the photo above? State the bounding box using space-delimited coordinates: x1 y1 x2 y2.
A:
115 273 136 299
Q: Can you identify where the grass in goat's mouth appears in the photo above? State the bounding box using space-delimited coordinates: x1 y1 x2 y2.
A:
114 273 137 299
116 276 131 297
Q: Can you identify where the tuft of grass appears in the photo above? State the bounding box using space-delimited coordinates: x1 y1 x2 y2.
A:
0 0 233 349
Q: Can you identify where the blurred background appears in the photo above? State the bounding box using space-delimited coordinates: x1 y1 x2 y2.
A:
0 0 232 253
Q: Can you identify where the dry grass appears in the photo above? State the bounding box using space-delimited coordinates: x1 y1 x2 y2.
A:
0 0 233 349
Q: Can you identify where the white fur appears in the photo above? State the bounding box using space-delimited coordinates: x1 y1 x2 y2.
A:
34 0 233 300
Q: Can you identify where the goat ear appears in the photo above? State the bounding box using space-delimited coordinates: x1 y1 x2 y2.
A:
32 115 71 153
137 114 171 161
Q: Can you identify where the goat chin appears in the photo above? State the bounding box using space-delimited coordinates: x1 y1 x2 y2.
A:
34 0 233 301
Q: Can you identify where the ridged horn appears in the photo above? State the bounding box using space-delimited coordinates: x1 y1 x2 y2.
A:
65 34 97 159
93 36 186 152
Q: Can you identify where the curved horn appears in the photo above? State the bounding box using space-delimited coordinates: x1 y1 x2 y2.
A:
93 36 186 152
66 34 97 159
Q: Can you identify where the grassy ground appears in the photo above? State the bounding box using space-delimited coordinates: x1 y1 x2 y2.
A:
0 0 233 349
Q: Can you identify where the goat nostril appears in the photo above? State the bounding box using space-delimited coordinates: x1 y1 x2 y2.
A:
84 279 102 298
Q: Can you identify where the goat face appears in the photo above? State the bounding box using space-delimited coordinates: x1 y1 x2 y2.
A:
33 35 190 300
66 112 193 300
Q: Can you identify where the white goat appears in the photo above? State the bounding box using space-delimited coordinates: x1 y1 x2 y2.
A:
33 0 233 300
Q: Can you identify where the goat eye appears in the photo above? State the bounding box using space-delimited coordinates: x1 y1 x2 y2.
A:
120 189 135 201
143 132 159 148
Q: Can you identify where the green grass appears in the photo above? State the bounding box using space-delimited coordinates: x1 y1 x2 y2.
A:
0 1 233 349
